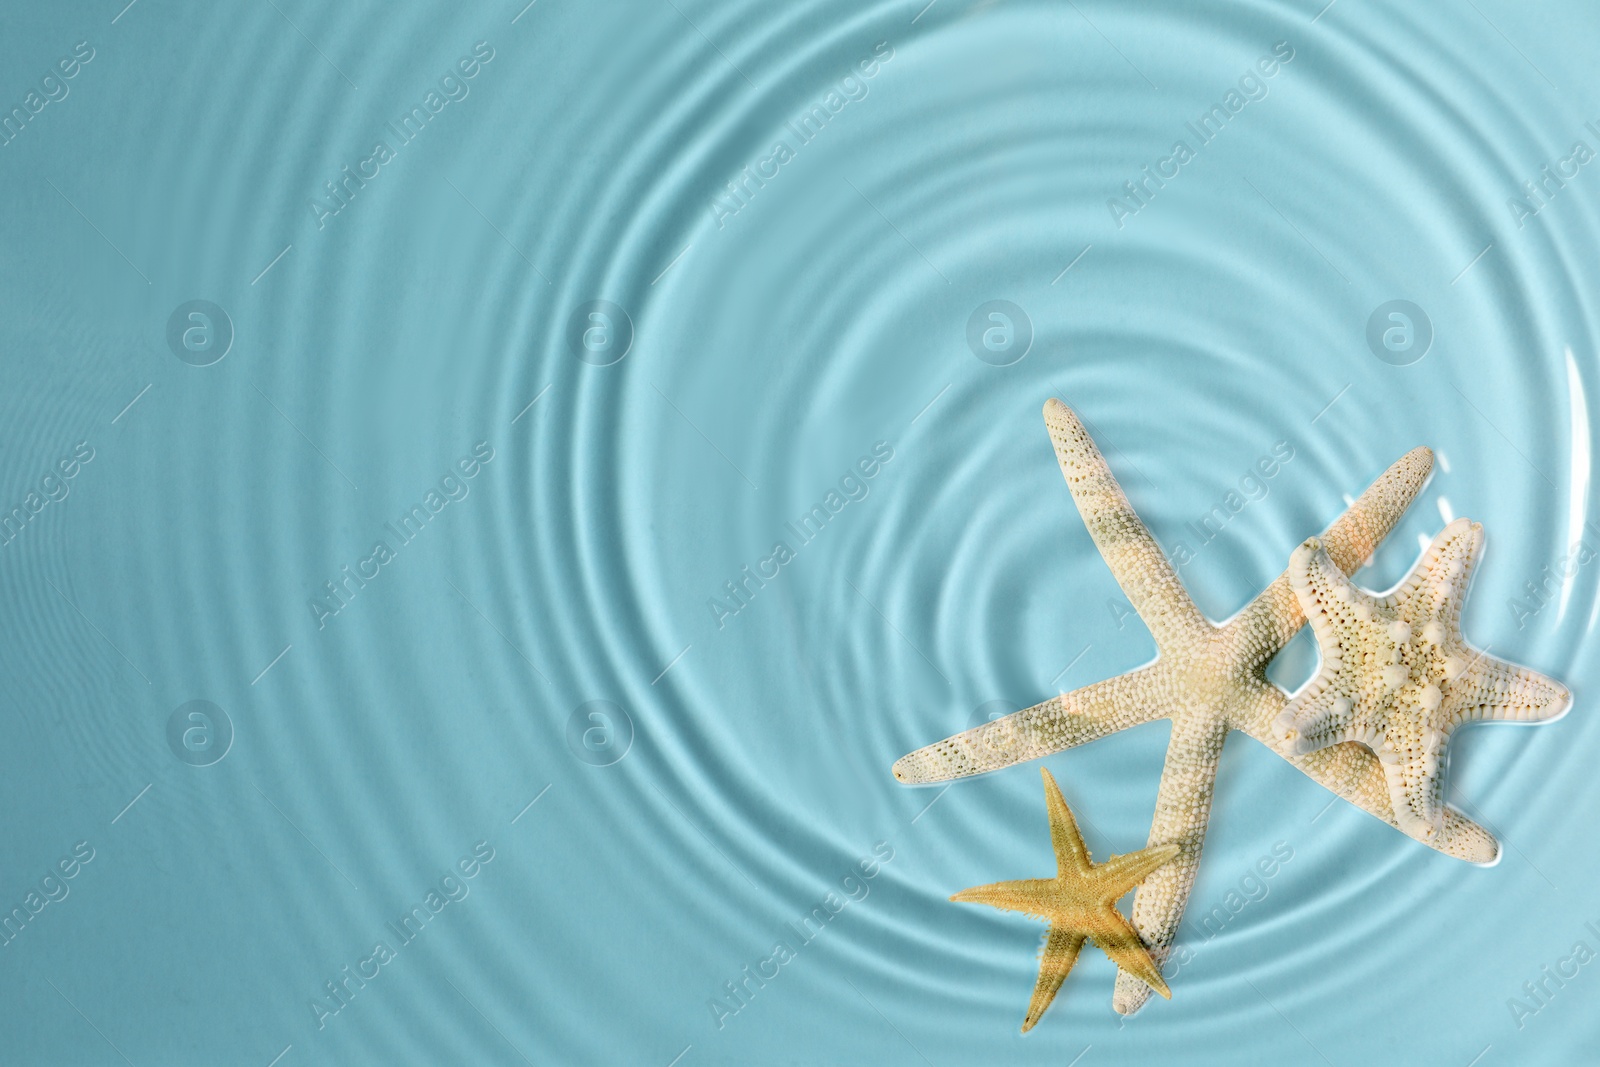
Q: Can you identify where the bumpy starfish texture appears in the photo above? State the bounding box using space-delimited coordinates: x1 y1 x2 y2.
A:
1274 518 1570 843
951 769 1178 1032
894 399 1499 1015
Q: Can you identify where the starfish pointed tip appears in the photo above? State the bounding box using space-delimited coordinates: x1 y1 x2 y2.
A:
891 751 939 785
1471 837 1504 867
1288 538 1325 586
1112 985 1149 1016
949 885 999 907
1535 678 1574 720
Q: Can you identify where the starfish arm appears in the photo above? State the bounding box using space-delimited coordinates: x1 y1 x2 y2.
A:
1111 712 1227 1015
950 878 1058 920
1042 398 1209 652
1319 446 1436 574
1092 842 1181 899
1276 684 1360 754
1376 716 1450 840
1394 517 1480 619
1289 535 1363 628
1022 927 1085 1033
1232 446 1434 654
1451 653 1570 725
1041 768 1092 875
1276 537 1401 747
892 667 1169 784
1236 686 1500 863
1093 901 1172 1001
1299 741 1500 861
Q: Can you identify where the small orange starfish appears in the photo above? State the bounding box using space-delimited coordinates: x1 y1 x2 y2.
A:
951 769 1177 1032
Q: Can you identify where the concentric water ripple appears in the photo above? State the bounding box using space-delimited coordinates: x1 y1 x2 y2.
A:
2 0 1599 1063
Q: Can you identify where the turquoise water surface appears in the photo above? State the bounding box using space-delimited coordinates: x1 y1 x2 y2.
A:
3 1 1600 1064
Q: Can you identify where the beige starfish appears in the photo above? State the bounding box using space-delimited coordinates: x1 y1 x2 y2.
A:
951 768 1177 1032
1275 518 1570 843
893 399 1499 1015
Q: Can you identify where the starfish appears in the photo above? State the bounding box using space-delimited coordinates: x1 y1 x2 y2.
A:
951 768 1178 1032
1274 518 1570 843
893 399 1500 1015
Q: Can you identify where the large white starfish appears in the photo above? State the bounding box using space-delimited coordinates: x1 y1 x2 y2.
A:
1275 518 1569 843
893 399 1498 1015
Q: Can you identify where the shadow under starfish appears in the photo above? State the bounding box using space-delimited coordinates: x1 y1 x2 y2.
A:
893 398 1499 1015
